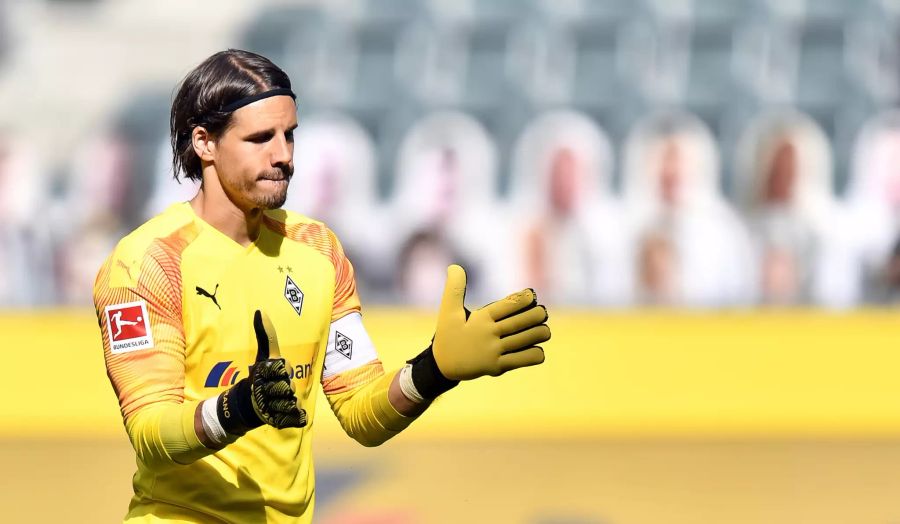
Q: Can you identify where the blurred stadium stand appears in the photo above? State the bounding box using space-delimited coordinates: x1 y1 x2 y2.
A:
6 2 900 523
1 0 900 308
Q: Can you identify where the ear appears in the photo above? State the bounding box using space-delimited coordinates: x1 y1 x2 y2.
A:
191 126 216 162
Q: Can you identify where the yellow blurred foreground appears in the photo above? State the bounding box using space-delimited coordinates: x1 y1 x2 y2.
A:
5 437 900 523
2 309 899 438
3 309 900 523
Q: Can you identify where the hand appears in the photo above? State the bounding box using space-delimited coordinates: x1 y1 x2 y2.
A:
433 265 550 380
217 310 306 435
248 310 307 428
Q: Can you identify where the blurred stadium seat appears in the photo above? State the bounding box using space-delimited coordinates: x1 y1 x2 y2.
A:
0 0 900 312
2 0 897 309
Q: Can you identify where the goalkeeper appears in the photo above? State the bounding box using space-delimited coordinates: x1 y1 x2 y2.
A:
92 49 550 523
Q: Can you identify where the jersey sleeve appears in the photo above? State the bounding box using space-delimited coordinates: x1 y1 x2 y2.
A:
329 228 362 321
94 235 212 466
322 229 387 395
94 238 187 422
321 236 416 447
321 312 384 394
319 307 415 448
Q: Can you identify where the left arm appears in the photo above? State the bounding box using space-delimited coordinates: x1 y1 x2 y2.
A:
322 229 549 446
321 228 431 446
322 266 550 447
321 309 427 447
325 367 427 447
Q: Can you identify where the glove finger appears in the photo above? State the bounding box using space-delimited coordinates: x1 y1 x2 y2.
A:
268 398 300 413
253 310 282 361
261 380 295 397
253 310 268 362
496 305 548 337
282 408 308 428
483 288 537 322
497 346 545 375
255 360 291 381
438 264 468 324
500 324 551 352
271 409 306 429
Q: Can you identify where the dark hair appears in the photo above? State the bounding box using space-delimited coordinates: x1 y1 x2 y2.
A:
170 49 292 181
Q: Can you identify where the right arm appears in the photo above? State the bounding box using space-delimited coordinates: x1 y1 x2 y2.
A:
94 250 301 469
94 249 210 468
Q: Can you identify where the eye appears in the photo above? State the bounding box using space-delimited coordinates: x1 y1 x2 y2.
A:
247 132 273 144
285 130 295 143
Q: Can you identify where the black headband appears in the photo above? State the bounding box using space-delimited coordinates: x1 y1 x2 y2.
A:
221 88 296 113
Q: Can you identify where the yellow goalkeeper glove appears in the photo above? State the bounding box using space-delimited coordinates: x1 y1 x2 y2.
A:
407 265 551 399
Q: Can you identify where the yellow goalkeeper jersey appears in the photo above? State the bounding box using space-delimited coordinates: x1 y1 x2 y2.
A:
93 202 385 523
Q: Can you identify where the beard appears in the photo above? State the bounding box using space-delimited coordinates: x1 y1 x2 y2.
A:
246 165 293 210
255 187 288 209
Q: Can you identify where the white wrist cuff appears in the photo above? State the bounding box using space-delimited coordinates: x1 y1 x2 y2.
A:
399 364 427 404
201 396 229 446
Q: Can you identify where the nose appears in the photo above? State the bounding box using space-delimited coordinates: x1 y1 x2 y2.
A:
270 132 293 168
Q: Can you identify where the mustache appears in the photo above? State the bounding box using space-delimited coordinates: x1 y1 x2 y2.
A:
257 165 294 181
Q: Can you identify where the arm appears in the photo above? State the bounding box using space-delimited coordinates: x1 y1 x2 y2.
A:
128 401 209 467
321 265 550 447
322 231 549 446
321 311 422 447
119 310 306 465
94 249 211 468
96 252 303 468
389 371 430 417
322 229 422 445
323 364 427 448
326 370 422 447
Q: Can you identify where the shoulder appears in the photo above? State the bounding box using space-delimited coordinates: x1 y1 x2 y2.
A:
262 208 329 236
263 209 341 257
114 204 198 261
101 204 199 289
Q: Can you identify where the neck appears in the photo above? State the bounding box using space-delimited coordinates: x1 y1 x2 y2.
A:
190 174 263 247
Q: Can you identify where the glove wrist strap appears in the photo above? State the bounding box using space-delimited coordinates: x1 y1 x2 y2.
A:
398 364 427 404
201 397 230 446
216 379 264 436
407 346 459 400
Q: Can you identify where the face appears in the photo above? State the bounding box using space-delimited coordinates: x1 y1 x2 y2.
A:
658 139 683 208
638 230 677 304
402 235 453 308
208 95 297 211
764 139 797 205
437 147 458 212
312 157 339 217
885 134 900 211
420 147 458 222
548 147 579 215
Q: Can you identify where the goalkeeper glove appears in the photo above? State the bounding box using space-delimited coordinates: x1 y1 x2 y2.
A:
407 264 551 400
216 310 307 436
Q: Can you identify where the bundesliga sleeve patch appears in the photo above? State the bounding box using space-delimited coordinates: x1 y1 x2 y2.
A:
104 300 155 354
323 312 378 378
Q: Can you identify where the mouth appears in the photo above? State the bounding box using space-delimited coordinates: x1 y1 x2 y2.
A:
257 166 293 183
258 175 290 182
